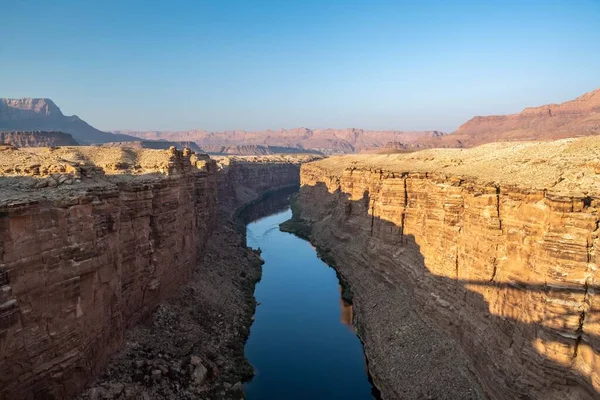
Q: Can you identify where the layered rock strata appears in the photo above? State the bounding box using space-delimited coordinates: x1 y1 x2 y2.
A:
0 131 79 147
294 137 600 400
0 146 218 399
75 154 307 399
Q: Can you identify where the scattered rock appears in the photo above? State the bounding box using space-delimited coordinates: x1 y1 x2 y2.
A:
231 382 243 393
191 364 208 385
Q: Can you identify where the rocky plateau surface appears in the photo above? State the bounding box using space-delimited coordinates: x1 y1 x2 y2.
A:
291 136 600 399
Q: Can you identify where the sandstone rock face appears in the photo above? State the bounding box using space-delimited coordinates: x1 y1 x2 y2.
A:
296 137 600 399
0 131 79 147
0 147 218 399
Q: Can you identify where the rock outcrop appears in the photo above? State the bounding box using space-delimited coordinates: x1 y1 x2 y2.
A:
0 131 79 147
293 137 600 399
0 146 218 399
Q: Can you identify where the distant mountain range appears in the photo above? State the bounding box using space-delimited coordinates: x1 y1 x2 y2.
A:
0 98 138 144
115 88 600 152
114 128 449 154
449 88 600 145
2 88 599 153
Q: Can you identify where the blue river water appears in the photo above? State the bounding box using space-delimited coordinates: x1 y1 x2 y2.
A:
244 208 375 400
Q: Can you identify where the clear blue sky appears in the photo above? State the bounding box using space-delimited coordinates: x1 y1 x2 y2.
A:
2 0 599 132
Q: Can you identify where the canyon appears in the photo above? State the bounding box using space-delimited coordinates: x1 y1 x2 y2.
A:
0 146 306 399
0 134 599 399
290 136 600 399
1 97 600 399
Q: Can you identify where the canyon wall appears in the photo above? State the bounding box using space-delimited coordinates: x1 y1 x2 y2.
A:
0 147 219 399
0 147 306 399
214 155 319 214
295 137 600 400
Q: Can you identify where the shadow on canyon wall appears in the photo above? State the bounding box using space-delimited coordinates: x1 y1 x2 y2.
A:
303 182 599 400
237 186 298 226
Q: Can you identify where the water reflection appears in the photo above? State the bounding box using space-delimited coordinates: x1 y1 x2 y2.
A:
340 287 355 332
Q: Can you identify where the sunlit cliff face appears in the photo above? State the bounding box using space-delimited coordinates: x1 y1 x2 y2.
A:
297 139 600 399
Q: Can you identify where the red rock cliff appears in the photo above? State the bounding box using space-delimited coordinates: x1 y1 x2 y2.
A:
296 137 600 399
0 147 218 399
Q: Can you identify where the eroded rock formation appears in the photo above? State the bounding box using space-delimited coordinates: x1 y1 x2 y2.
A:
294 137 600 399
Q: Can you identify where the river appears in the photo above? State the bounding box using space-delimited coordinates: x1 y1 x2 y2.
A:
243 208 375 399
